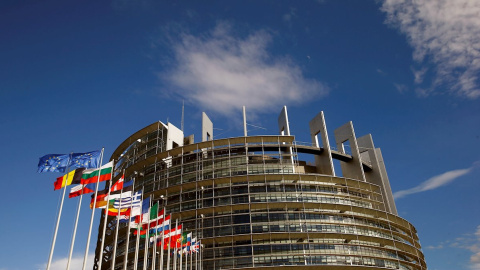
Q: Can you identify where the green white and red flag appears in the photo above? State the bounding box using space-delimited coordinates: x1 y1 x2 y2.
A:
81 161 113 185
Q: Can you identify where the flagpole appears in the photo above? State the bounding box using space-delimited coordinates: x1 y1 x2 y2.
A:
82 148 105 270
111 171 125 270
151 225 157 270
159 207 166 270
123 178 136 270
179 228 183 270
97 159 115 270
184 238 187 270
172 220 178 270
133 188 144 270
166 219 175 270
143 196 152 270
46 152 72 270
66 186 83 270
174 220 180 270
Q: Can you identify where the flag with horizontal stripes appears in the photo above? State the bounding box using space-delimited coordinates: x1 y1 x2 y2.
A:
81 161 113 185
137 215 171 238
106 207 130 216
90 190 133 209
111 191 142 209
69 183 96 198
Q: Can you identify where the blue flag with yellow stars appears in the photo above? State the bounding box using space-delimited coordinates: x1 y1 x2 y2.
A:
37 154 71 173
70 150 101 169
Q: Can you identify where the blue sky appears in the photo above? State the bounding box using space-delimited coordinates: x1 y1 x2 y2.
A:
1 0 479 269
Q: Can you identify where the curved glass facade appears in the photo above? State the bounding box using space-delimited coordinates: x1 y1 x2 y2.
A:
94 115 426 270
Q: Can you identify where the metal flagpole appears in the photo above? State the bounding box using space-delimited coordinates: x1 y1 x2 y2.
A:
151 219 157 270
66 184 83 270
111 172 126 270
46 152 73 270
179 228 183 270
143 196 152 270
166 219 175 270
82 148 105 270
159 208 166 270
98 164 115 270
123 178 136 270
173 220 179 270
134 212 141 270
133 188 144 270
184 238 187 270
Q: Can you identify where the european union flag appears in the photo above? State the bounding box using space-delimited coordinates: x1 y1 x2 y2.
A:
70 150 101 169
37 154 71 173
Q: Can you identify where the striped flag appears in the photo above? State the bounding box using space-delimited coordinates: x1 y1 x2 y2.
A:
81 161 113 185
111 191 142 209
69 183 96 198
53 168 85 190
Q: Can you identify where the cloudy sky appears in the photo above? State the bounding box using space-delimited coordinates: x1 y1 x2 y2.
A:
1 0 480 269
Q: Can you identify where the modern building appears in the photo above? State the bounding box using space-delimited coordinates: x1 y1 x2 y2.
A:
93 107 426 270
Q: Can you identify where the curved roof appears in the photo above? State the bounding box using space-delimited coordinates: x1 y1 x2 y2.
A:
110 121 167 161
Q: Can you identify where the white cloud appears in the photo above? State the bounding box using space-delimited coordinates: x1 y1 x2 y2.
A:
161 22 328 116
393 83 408 93
38 253 94 270
381 0 480 99
393 166 474 199
411 66 428 84
450 226 480 269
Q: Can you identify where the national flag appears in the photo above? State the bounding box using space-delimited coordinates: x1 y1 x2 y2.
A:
106 207 130 216
152 215 171 232
90 190 133 209
150 202 159 220
191 238 199 253
161 225 182 249
38 154 71 173
111 191 142 209
141 215 171 238
142 209 165 229
81 161 113 185
131 197 150 223
69 150 101 169
184 232 192 253
53 168 86 190
110 174 125 192
92 184 133 203
69 183 96 198
181 232 188 249
134 202 163 227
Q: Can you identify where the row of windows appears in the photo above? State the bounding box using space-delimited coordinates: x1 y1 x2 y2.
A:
201 255 414 270
182 212 399 236
202 243 411 262
164 193 375 214
170 184 372 203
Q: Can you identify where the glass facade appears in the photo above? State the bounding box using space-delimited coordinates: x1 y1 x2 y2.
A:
94 121 426 270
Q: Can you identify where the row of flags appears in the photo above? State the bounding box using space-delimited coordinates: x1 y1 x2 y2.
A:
39 149 202 270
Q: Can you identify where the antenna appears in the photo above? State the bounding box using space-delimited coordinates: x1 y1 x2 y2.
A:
181 100 184 132
243 106 247 137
